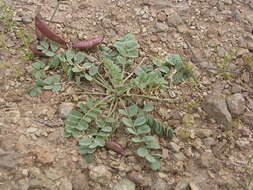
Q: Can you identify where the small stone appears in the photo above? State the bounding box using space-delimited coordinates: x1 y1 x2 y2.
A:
58 102 75 119
112 179 136 190
196 129 213 138
155 22 169 32
157 12 167 22
173 152 186 161
8 110 21 124
175 179 189 190
168 142 180 153
26 127 38 134
236 138 250 150
203 137 216 147
189 181 201 190
72 170 89 190
89 165 112 185
223 0 232 5
128 171 152 187
162 148 169 159
45 168 62 180
59 178 72 190
182 113 195 128
167 12 183 27
202 92 232 127
242 111 253 125
32 145 56 164
151 176 168 190
200 151 216 168
0 152 17 170
226 93 246 115
22 16 32 24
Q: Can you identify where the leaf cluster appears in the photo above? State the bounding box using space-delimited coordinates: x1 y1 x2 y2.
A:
119 104 162 170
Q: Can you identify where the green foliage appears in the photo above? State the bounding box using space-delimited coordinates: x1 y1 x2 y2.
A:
119 104 163 170
26 33 195 170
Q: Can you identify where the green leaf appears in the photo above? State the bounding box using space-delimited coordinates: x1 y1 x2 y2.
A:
146 142 160 149
118 109 128 116
134 116 147 127
137 147 149 158
137 125 151 135
159 66 169 73
150 160 160 170
126 128 136 135
166 54 183 68
127 105 138 117
79 103 88 113
83 62 92 69
68 110 83 119
143 104 154 112
105 118 116 123
72 67 81 72
88 66 98 76
79 138 92 146
84 74 93 81
77 119 89 131
94 137 105 147
131 137 143 143
49 56 60 69
104 58 122 85
74 52 85 64
122 117 134 127
43 50 55 57
27 86 42 96
40 41 49 49
66 50 75 63
142 136 156 142
50 43 58 52
43 75 60 85
101 126 112 132
32 61 45 70
146 154 156 163
52 84 61 92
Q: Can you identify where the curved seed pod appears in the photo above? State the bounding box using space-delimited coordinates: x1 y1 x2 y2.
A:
29 42 46 57
35 27 45 41
72 37 104 50
35 13 66 47
105 141 125 155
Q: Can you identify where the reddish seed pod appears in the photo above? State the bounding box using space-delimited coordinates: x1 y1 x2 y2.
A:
105 141 125 155
35 13 67 47
72 37 104 50
29 42 46 57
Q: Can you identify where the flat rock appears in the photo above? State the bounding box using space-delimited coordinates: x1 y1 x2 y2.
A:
226 93 246 115
202 93 232 127
71 170 89 190
128 171 152 187
242 111 253 125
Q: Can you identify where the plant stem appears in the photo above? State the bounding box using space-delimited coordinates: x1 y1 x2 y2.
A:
123 57 147 84
123 94 178 102
83 95 112 118
77 92 109 96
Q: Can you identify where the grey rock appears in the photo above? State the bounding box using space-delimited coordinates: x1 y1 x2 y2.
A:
45 168 62 180
151 177 168 190
202 93 232 126
112 179 136 190
242 111 253 125
0 151 17 170
203 137 216 147
226 93 245 115
128 171 152 187
89 165 112 185
249 1 253 9
155 22 169 32
59 178 72 190
189 181 201 190
200 151 216 168
58 102 75 119
173 152 186 161
22 16 32 24
246 12 253 25
167 12 183 27
196 129 213 138
72 170 89 190
223 0 232 5
168 142 180 153
48 128 65 145
232 8 241 22
175 179 189 190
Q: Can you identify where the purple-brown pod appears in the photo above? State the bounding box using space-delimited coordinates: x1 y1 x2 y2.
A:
35 13 67 47
105 141 125 155
72 37 104 50
29 42 46 57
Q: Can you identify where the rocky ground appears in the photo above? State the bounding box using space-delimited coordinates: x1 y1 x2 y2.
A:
0 0 253 189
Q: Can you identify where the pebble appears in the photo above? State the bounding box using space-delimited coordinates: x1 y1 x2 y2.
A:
226 93 246 115
58 102 75 119
89 165 112 185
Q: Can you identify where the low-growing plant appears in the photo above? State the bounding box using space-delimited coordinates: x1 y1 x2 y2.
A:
27 33 193 170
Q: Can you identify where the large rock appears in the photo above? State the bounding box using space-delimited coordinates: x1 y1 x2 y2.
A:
202 93 232 126
226 93 246 115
